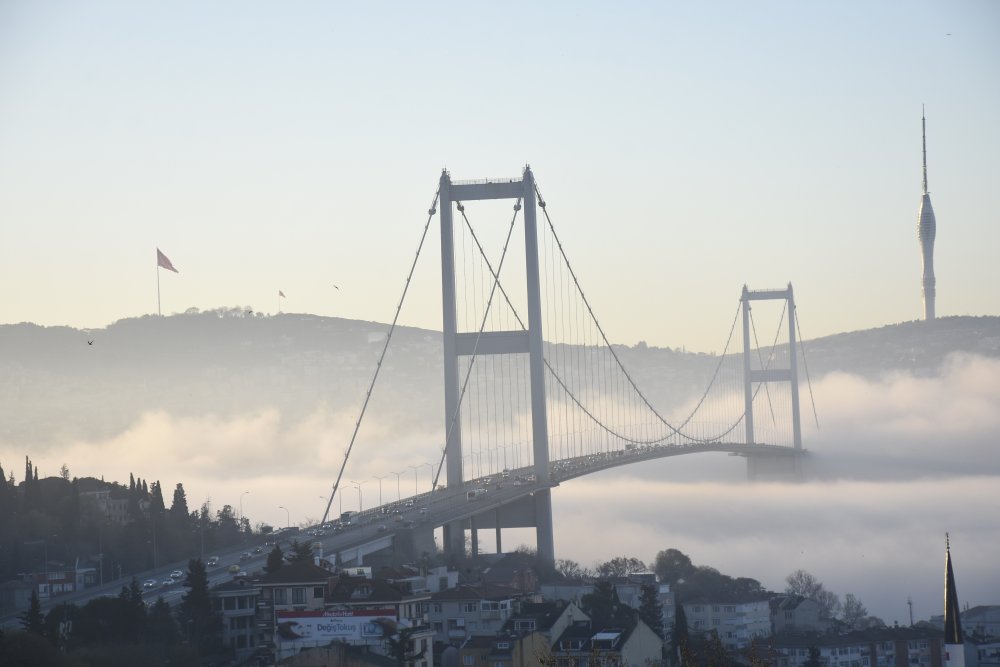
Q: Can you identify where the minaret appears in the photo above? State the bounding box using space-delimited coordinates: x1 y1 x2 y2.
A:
943 534 965 667
918 107 937 320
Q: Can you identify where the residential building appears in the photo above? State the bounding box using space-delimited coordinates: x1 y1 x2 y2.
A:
211 577 261 660
458 601 590 667
256 560 336 655
428 584 524 646
540 576 674 640
549 617 663 667
768 628 944 667
684 598 771 650
964 607 1000 641
327 572 435 667
771 596 832 635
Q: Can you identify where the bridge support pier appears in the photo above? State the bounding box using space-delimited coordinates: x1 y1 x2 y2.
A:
534 489 555 565
495 509 502 553
443 521 464 559
470 516 479 557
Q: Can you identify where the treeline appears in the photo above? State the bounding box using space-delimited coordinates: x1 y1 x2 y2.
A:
0 457 253 586
5 559 222 667
555 548 883 631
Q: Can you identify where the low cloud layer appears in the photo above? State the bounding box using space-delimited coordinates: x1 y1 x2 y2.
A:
4 352 997 624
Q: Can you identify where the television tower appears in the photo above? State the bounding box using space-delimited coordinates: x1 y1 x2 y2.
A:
918 107 937 320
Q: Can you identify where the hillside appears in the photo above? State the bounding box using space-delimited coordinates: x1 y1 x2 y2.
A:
1 309 997 447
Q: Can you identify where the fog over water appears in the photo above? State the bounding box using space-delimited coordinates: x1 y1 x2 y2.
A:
11 351 999 625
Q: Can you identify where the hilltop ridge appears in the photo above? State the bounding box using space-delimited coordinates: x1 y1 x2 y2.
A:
1 309 996 448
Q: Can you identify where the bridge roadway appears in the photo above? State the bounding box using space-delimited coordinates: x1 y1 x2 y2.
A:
319 439 801 560
0 440 798 629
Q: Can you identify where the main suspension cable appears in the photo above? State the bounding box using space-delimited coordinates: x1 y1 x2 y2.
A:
320 188 440 526
534 183 746 443
795 307 821 429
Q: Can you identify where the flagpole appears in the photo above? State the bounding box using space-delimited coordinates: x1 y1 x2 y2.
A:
157 264 161 317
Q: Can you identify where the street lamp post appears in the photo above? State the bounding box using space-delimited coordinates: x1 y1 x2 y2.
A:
278 505 290 529
350 480 367 512
407 465 419 496
373 474 387 507
392 471 405 502
422 462 435 491
239 491 250 541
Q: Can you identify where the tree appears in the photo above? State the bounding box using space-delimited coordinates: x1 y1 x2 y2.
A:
288 539 314 564
654 548 695 584
146 597 179 647
265 544 284 573
672 600 689 666
374 619 426 667
841 593 868 631
20 591 44 635
555 558 591 579
581 581 621 626
803 646 822 667
785 569 841 619
178 559 222 657
595 556 647 578
169 483 190 527
638 583 664 637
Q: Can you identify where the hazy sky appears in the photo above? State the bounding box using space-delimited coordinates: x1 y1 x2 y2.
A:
2 1 999 351
2 1 999 627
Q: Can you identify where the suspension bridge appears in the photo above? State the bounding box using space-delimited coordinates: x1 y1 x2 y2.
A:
318 166 815 568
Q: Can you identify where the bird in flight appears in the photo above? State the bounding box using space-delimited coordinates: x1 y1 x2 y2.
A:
333 284 340 290
87 340 94 346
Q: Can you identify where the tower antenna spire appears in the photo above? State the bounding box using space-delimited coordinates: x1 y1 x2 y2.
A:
922 104 929 194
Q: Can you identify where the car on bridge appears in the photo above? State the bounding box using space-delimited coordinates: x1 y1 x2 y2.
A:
207 556 219 566
143 579 157 589
467 488 487 501
169 570 184 580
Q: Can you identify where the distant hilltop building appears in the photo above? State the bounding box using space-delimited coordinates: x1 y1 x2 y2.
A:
918 108 937 320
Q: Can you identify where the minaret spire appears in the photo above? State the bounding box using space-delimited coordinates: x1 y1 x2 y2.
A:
943 534 965 667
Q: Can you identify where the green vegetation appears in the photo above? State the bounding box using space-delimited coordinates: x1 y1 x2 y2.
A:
0 456 253 587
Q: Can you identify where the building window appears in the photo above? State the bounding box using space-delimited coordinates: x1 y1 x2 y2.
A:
292 588 306 604
314 586 324 599
274 588 286 604
464 657 475 665
463 602 478 613
224 597 236 610
433 622 443 633
433 603 443 613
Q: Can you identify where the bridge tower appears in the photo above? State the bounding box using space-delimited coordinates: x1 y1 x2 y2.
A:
438 167 555 563
741 283 803 480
